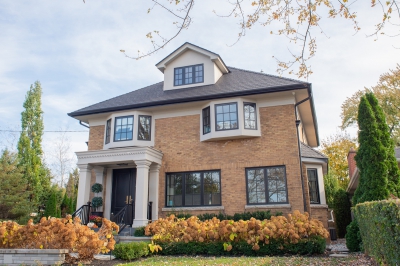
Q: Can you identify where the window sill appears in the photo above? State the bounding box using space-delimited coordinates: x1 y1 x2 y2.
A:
310 204 328 209
162 206 224 212
245 204 291 210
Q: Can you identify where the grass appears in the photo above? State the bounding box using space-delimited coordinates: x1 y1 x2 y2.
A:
117 255 358 265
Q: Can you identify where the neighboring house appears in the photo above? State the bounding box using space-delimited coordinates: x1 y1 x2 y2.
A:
347 147 400 197
68 42 329 228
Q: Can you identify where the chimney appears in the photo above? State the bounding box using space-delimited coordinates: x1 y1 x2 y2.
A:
347 148 357 178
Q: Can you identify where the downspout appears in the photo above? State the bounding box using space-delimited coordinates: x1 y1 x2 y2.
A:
294 95 311 213
79 120 90 128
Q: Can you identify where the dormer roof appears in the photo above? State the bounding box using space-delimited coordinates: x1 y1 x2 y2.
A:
155 42 230 74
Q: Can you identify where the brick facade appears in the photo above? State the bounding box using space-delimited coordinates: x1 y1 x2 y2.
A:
88 125 105 151
154 104 311 219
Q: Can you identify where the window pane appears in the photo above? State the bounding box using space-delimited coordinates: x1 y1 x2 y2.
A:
202 107 211 135
247 169 266 204
244 103 257 129
114 116 133 141
266 167 287 203
307 169 320 204
166 174 183 207
215 103 238 131
185 173 201 206
138 116 151 140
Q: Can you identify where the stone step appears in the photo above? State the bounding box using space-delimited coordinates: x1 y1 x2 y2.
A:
330 253 349 258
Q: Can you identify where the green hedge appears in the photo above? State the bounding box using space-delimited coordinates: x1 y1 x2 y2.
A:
156 236 326 256
354 199 400 265
113 242 149 260
333 188 352 238
173 210 283 222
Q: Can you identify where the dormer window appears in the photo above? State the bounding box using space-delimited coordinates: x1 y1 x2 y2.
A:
174 64 204 86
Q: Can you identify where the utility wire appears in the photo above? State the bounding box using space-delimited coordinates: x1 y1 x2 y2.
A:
0 130 88 132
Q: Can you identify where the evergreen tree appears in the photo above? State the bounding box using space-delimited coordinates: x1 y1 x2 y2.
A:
353 96 389 205
366 93 400 196
332 188 352 238
17 81 51 206
0 150 31 222
44 190 57 218
66 168 79 211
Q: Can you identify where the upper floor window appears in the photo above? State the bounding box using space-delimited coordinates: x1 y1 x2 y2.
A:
244 103 257 130
202 106 211 135
174 64 204 86
166 170 221 207
105 119 111 144
138 115 151 141
114 115 133 141
215 102 238 131
307 169 320 204
246 166 288 204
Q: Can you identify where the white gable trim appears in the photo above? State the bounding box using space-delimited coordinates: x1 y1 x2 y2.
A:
156 43 229 74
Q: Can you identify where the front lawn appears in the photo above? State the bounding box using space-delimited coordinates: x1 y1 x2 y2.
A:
117 255 360 266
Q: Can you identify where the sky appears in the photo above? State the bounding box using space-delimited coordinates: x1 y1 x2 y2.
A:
0 1 399 179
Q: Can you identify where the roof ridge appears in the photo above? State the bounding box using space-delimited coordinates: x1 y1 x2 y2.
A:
228 66 309 84
301 142 327 158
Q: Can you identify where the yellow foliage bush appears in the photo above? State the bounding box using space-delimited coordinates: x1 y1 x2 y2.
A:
0 215 119 262
145 210 329 250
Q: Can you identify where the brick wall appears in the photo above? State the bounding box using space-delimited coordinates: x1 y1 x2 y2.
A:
154 104 307 219
88 125 105 151
347 148 357 178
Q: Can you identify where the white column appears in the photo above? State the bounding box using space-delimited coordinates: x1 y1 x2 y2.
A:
104 168 113 220
76 164 93 210
149 164 161 221
93 166 105 212
132 160 152 227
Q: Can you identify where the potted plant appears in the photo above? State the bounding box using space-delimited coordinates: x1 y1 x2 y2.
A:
91 183 103 217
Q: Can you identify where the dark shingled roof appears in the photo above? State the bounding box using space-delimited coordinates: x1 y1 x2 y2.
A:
68 67 309 117
301 142 327 160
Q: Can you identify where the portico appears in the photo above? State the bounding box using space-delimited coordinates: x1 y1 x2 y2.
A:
75 146 163 227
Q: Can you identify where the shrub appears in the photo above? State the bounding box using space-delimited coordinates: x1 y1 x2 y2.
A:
145 210 329 255
113 242 149 260
332 188 352 238
91 197 103 209
134 226 146 237
0 215 119 263
173 210 282 222
91 183 103 193
157 236 325 256
345 219 361 252
354 199 400 265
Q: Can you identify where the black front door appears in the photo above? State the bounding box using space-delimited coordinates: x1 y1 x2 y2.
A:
111 168 136 225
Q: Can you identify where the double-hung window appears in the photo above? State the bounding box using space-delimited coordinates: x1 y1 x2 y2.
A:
307 169 320 204
202 106 211 134
174 64 204 86
166 170 221 207
114 116 134 141
244 103 257 129
246 166 288 204
138 115 151 141
105 119 111 144
215 102 238 131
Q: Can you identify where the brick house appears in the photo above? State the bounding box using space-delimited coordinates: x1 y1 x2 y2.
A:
68 43 329 228
347 147 400 197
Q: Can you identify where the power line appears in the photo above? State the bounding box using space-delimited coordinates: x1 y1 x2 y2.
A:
0 130 88 132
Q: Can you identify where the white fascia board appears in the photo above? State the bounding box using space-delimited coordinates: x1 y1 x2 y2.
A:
156 44 228 73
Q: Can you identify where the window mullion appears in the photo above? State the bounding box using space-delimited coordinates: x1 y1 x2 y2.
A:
182 67 186 85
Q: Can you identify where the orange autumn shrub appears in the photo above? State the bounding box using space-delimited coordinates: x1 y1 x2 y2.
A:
0 215 119 262
145 210 329 251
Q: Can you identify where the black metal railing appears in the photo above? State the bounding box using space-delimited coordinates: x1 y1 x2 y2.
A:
72 202 91 225
111 202 134 233
147 201 153 222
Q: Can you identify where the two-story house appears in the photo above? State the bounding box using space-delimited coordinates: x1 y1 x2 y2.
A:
68 43 329 229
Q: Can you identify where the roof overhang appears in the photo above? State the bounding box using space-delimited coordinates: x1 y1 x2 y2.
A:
347 167 359 195
302 157 328 175
155 42 229 74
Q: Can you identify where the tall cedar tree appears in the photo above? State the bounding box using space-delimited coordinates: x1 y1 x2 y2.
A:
365 93 400 196
17 81 51 206
353 95 389 204
0 150 31 221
